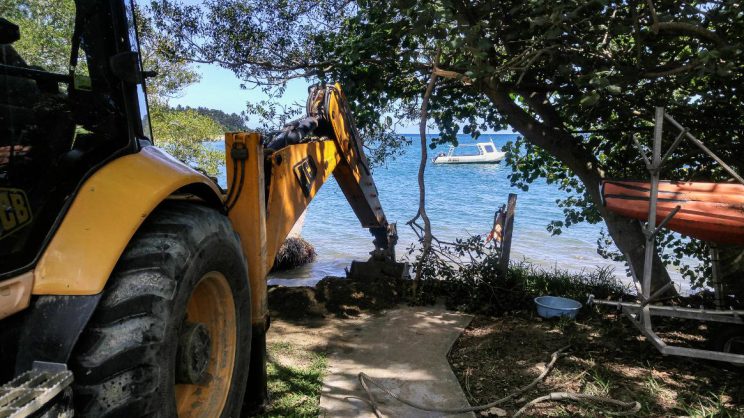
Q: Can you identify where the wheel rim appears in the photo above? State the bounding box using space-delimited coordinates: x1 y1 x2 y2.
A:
175 272 237 417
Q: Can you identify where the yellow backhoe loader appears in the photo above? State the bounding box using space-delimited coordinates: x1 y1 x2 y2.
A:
0 1 403 416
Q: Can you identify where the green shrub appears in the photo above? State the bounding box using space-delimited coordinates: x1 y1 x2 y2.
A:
408 235 630 315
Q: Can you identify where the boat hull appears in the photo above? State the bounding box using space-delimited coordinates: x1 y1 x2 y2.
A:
601 180 744 245
433 152 506 164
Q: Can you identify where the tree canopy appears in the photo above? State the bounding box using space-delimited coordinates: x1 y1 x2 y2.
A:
150 107 224 175
154 0 743 290
2 0 76 74
175 106 249 132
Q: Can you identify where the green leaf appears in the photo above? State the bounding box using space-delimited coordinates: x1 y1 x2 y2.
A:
580 92 600 106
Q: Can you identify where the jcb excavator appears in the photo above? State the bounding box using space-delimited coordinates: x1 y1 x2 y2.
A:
0 1 404 416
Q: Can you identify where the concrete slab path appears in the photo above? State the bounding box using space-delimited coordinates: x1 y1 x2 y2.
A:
319 304 475 418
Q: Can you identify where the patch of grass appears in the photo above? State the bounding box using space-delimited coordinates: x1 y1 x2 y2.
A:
410 234 631 314
554 315 578 334
256 341 327 418
679 392 739 418
585 369 612 396
644 373 661 396
437 256 630 315
509 261 630 302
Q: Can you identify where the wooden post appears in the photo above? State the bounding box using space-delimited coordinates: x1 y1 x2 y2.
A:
499 193 517 277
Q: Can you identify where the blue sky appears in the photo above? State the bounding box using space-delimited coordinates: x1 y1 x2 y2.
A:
170 65 308 117
171 64 512 134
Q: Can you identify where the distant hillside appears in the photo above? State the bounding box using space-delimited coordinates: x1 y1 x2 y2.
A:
174 105 248 132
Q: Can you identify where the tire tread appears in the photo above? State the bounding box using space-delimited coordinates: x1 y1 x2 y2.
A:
71 201 249 417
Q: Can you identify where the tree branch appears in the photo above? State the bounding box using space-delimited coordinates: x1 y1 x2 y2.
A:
522 93 565 131
642 59 703 78
645 0 726 47
481 80 600 183
645 0 660 30
432 67 471 85
515 47 555 85
655 22 726 47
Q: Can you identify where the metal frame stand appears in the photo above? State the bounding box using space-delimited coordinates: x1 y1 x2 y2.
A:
589 107 744 364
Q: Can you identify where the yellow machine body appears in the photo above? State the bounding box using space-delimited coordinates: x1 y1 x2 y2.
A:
224 133 343 326
21 84 396 332
0 82 403 416
18 85 394 314
224 84 398 330
31 146 223 295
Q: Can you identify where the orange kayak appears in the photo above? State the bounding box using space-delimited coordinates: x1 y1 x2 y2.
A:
601 180 744 244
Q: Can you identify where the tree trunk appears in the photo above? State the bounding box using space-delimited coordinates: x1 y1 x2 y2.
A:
482 82 676 295
581 172 677 295
410 64 438 296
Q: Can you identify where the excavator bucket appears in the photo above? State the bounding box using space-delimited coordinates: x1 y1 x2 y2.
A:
346 223 410 281
348 259 411 281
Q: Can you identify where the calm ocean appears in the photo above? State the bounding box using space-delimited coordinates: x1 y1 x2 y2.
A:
213 134 689 291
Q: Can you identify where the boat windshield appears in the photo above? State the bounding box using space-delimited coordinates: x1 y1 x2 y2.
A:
483 144 495 153
449 144 482 157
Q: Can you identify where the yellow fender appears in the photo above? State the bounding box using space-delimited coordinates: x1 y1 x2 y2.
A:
32 146 223 295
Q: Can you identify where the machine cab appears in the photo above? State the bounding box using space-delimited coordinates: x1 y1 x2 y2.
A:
0 0 150 279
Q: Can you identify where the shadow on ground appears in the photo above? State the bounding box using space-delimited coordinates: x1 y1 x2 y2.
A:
449 311 744 417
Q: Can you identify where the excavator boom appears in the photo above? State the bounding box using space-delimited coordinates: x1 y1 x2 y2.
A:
224 83 407 408
227 83 399 274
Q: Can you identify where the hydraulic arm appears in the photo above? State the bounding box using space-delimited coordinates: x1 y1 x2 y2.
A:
224 83 405 409
226 83 400 282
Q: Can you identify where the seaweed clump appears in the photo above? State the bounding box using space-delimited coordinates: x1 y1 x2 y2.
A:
272 237 317 271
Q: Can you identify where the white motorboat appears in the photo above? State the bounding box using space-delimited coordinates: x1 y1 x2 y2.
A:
432 140 506 164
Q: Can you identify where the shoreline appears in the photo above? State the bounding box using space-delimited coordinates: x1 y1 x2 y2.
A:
268 256 700 296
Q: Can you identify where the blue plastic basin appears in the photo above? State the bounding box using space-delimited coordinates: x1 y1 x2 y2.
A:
534 296 582 319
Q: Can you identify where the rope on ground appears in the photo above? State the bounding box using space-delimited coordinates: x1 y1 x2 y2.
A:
354 345 641 417
356 345 569 414
513 392 641 417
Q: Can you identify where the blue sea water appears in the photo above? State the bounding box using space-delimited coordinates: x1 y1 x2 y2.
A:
213 133 670 289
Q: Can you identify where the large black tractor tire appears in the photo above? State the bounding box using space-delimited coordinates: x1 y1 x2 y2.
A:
70 201 252 417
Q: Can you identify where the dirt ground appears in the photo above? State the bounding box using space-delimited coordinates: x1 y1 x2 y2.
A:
266 313 371 359
267 275 408 320
266 282 744 417
265 277 409 374
448 311 744 417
